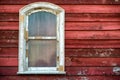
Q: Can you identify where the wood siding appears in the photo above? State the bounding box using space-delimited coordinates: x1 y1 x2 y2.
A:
0 0 120 80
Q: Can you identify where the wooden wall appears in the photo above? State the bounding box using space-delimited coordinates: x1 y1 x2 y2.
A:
0 0 120 80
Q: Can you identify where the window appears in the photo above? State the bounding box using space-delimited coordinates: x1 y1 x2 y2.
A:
18 2 65 74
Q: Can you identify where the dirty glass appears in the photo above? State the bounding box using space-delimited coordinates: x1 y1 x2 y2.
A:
28 40 56 67
28 11 57 67
28 11 56 36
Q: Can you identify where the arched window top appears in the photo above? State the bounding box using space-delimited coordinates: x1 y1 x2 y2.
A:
20 2 64 15
18 2 65 74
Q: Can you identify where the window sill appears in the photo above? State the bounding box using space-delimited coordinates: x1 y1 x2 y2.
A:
17 71 66 74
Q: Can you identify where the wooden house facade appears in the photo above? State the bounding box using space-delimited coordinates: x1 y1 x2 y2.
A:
0 0 120 80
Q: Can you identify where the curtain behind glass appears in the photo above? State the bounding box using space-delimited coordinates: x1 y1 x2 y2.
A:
28 11 56 36
28 11 57 67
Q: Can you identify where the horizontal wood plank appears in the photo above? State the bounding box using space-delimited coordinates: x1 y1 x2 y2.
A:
0 22 18 30
0 0 120 5
0 31 18 39
0 75 69 80
66 31 120 39
0 76 120 80
0 40 18 47
66 13 120 22
0 48 18 57
0 13 18 22
66 67 120 76
66 22 120 31
0 67 120 76
0 5 120 13
0 58 18 66
66 57 120 67
62 5 120 13
0 67 17 76
0 39 120 48
1 31 120 40
0 48 120 58
66 39 120 48
1 57 120 67
66 48 120 57
1 22 120 31
1 13 120 22
68 76 120 80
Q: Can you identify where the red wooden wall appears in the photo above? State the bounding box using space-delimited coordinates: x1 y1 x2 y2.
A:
0 0 120 80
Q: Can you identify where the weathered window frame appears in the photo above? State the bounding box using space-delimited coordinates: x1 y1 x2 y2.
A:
17 2 65 74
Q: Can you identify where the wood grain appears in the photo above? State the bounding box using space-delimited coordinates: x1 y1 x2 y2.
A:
66 31 120 39
1 31 120 40
1 22 120 31
0 58 18 66
66 48 120 58
0 22 18 30
0 39 120 48
0 76 120 80
1 13 120 22
66 13 120 22
0 40 18 47
66 39 120 48
0 0 120 78
0 5 120 13
0 13 18 22
0 31 18 39
0 0 120 5
66 22 120 31
66 57 120 67
1 57 120 67
0 48 18 57
0 67 120 76
0 48 120 58
66 67 120 76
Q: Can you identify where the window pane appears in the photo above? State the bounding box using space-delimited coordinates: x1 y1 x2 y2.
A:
28 11 56 36
28 40 56 67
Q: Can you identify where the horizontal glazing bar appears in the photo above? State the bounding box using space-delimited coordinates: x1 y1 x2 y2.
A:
28 36 56 39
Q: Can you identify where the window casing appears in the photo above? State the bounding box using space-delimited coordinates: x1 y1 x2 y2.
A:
18 2 65 74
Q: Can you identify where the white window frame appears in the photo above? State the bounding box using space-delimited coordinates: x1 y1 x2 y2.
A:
17 2 65 74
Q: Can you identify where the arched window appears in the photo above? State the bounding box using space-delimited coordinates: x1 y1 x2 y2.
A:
18 2 65 74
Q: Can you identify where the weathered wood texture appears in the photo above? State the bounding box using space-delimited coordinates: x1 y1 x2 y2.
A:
1 31 120 40
0 0 120 79
0 48 18 57
1 57 120 67
0 5 120 13
1 13 120 22
0 48 120 58
1 76 120 80
1 22 120 30
0 0 120 4
0 67 120 76
66 49 120 57
1 39 120 48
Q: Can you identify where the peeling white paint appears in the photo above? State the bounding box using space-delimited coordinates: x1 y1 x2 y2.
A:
112 63 117 66
77 70 87 75
95 49 114 57
18 2 65 74
81 77 89 80
54 78 68 80
102 61 107 64
115 0 119 2
113 67 120 75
